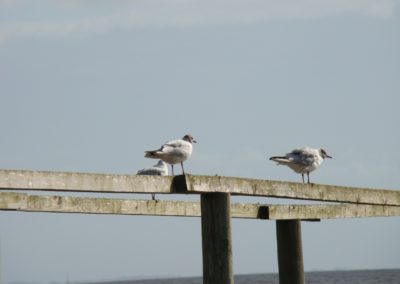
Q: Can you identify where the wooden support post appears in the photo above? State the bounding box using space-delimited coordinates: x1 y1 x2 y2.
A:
201 193 233 284
276 220 305 284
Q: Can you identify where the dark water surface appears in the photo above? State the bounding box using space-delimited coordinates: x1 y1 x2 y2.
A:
86 269 400 284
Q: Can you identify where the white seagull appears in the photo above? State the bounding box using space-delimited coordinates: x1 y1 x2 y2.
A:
269 147 332 184
144 134 197 176
137 160 169 200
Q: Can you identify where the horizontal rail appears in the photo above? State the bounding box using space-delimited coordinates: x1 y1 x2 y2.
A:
183 175 400 206
1 192 400 220
0 169 175 194
1 170 400 206
0 192 257 218
266 204 400 220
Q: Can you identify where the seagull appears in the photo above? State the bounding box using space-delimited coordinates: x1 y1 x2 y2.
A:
137 160 168 200
269 147 332 184
144 134 197 176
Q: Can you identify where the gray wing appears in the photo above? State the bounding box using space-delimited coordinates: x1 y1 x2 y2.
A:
156 141 181 153
147 140 181 153
287 149 315 166
163 140 183 149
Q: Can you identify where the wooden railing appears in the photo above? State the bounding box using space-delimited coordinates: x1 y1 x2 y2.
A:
1 169 399 284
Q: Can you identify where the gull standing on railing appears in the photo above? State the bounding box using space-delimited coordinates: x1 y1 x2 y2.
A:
144 134 197 176
137 160 168 200
269 147 332 184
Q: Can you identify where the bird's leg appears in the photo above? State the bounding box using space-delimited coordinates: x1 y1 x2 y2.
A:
181 162 185 175
151 193 155 201
171 165 174 176
301 173 305 184
307 172 310 184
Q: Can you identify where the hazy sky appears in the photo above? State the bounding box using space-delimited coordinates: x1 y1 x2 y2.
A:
1 1 400 283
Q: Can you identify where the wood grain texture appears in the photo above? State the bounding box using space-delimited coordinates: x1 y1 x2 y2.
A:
201 193 233 284
0 169 175 194
276 220 304 284
266 204 400 220
2 192 400 219
1 170 399 206
184 175 400 206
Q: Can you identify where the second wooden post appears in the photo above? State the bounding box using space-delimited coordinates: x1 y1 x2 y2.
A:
201 193 233 284
276 219 305 284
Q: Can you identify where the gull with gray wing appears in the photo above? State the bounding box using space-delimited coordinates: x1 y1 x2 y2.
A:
144 134 197 176
270 147 332 184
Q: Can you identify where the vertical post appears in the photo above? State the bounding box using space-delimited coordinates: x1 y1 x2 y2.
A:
276 220 305 284
201 193 233 284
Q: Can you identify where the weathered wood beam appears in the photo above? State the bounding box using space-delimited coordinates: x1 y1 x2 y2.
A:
184 175 400 206
2 192 400 219
266 204 400 220
1 170 400 206
0 192 198 217
0 192 258 218
0 169 176 194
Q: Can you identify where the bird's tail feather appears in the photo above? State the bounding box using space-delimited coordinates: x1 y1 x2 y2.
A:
270 156 290 164
145 151 159 158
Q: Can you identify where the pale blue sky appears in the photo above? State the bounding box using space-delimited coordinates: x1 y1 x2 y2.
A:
1 1 400 283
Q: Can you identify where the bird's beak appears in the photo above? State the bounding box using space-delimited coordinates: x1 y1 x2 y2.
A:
192 139 197 143
327 155 332 159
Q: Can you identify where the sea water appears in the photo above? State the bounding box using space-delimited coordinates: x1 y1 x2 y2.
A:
89 269 400 284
